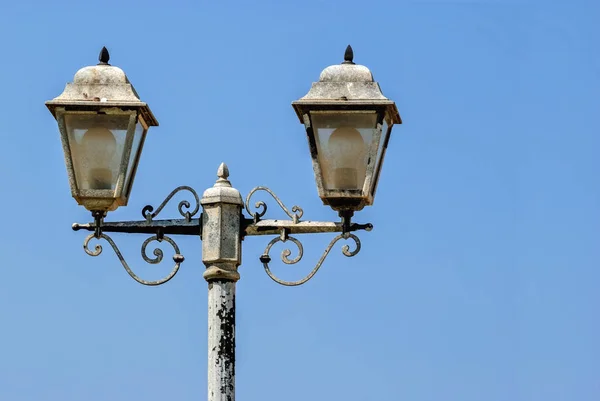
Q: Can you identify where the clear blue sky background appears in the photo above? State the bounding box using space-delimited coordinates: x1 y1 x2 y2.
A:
0 0 599 400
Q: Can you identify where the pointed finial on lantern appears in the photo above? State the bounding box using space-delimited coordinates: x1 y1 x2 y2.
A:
342 45 354 64
98 46 110 65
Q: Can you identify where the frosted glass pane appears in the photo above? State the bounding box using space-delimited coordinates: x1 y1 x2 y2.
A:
311 112 378 191
65 114 131 191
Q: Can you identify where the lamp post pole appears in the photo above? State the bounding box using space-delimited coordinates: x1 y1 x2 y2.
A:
201 164 242 401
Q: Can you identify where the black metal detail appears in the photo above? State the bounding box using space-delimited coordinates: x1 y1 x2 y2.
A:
91 210 107 238
260 232 361 286
343 45 354 64
73 218 201 236
245 186 303 224
142 186 200 222
351 222 373 232
83 233 183 286
339 210 354 233
98 46 110 65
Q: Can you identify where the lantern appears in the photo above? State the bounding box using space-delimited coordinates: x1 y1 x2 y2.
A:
46 47 158 212
293 45 401 212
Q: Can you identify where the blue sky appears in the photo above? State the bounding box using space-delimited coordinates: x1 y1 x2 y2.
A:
0 0 599 400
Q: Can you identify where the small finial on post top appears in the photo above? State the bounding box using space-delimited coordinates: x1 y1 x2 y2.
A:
342 45 354 64
98 46 110 65
217 162 229 180
215 162 231 187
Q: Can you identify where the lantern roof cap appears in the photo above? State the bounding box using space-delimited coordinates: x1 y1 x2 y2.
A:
46 47 158 126
292 45 400 124
318 63 374 83
317 45 374 83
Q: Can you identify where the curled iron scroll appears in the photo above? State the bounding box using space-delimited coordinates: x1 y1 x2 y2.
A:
259 233 361 286
83 233 184 286
141 186 200 222
245 186 304 223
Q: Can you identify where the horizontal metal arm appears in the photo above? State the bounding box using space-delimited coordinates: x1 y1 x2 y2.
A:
72 215 372 238
72 218 201 236
243 219 372 237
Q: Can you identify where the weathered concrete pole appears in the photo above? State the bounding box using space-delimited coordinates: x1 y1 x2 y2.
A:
201 163 243 401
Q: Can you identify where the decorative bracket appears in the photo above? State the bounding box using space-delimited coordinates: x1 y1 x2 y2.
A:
72 184 373 287
243 187 372 286
245 186 303 224
73 186 201 286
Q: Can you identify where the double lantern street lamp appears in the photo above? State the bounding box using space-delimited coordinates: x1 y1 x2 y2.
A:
46 45 401 401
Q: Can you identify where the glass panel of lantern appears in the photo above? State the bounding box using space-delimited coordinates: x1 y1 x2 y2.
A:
61 111 138 194
309 111 381 194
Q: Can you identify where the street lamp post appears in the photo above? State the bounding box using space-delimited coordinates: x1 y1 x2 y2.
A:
46 45 401 401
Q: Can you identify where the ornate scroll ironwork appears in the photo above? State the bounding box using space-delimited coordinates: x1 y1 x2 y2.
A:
245 186 304 223
76 185 201 286
142 185 200 222
83 232 184 286
244 186 367 286
75 183 372 287
259 231 361 286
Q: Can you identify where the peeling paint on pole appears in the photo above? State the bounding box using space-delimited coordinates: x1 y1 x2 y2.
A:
208 280 236 401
